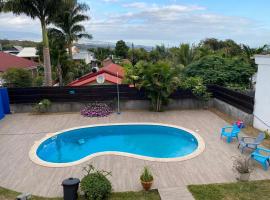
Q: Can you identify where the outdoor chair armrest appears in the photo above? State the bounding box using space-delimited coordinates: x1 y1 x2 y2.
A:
256 147 270 153
252 152 270 159
241 136 256 142
222 126 233 130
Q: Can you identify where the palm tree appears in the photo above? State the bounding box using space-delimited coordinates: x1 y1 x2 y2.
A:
4 0 65 86
52 1 92 58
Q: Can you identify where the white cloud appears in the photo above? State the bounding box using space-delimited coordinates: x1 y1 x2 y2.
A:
0 3 269 47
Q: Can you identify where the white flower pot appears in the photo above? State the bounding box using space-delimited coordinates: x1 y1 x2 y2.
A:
238 173 250 181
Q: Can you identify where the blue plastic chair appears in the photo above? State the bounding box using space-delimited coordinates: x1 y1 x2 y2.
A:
238 132 265 153
251 147 270 170
220 124 241 143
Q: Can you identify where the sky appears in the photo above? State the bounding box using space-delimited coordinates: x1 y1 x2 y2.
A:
0 0 270 47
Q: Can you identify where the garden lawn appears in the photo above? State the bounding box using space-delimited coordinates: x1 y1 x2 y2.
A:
188 180 270 200
0 187 160 200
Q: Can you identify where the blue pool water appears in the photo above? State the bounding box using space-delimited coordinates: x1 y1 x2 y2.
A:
37 124 198 163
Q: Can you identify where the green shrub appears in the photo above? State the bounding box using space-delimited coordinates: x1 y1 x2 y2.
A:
140 167 153 182
80 164 112 200
181 77 211 101
1 68 32 88
33 99 52 113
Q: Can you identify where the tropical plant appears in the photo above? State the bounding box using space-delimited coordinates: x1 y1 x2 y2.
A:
4 0 65 86
136 61 181 112
169 44 196 67
115 40 129 59
47 29 68 86
80 164 112 200
140 167 153 182
33 99 52 113
232 156 254 175
181 77 211 101
51 0 92 57
1 68 32 88
140 166 154 191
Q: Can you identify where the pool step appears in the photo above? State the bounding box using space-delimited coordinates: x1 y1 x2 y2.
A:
158 186 195 200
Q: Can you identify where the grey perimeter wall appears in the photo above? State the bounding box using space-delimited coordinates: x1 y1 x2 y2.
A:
212 98 253 125
10 98 253 125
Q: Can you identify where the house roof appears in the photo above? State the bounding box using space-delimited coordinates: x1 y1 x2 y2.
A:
0 51 39 72
68 62 124 86
17 47 38 58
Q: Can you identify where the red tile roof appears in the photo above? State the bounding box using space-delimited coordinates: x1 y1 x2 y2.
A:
0 51 39 72
68 63 124 86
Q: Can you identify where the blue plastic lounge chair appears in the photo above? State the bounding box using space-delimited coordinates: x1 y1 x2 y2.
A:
220 124 241 143
238 132 265 153
251 147 270 170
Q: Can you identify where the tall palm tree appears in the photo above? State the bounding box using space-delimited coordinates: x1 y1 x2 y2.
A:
52 1 92 58
4 0 65 86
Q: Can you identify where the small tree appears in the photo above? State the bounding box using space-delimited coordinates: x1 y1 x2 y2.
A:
137 61 181 112
115 40 129 58
2 68 32 88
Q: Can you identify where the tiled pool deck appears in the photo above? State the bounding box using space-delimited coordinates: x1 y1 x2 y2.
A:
0 110 269 197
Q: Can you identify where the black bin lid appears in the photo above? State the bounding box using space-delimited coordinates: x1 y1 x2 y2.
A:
62 178 80 186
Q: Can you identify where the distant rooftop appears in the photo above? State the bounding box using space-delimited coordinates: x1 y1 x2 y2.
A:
0 51 39 72
17 47 38 58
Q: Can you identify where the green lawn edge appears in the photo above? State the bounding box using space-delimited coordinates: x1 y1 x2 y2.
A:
188 180 270 200
0 187 160 200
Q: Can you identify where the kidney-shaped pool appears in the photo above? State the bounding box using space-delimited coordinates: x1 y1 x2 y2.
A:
30 123 205 167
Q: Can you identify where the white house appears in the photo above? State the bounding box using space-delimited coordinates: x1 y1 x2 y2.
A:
17 47 39 62
253 55 270 131
72 50 96 65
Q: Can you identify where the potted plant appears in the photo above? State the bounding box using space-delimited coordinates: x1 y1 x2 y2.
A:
232 156 254 181
140 167 154 191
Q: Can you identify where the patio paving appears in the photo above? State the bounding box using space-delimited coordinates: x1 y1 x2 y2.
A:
0 110 269 198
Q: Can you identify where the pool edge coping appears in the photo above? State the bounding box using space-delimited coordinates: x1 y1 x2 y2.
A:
29 123 206 168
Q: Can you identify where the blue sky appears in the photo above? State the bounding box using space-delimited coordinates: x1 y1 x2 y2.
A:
0 0 270 47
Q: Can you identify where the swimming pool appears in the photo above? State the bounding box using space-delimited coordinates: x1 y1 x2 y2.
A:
30 123 205 167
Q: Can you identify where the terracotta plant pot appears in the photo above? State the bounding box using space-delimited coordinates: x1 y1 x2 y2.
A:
141 180 153 191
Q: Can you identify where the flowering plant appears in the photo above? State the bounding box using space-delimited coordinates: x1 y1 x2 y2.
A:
81 103 113 117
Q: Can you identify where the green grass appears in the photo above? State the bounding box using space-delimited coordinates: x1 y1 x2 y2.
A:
0 187 160 200
188 180 270 200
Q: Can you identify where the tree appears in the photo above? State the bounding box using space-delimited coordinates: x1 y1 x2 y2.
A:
128 47 149 65
136 61 181 112
185 55 255 88
51 1 92 58
1 68 32 88
149 45 168 62
115 40 129 58
47 28 68 86
89 47 114 61
169 44 195 67
4 0 63 86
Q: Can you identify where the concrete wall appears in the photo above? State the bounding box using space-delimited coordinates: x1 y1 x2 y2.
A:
212 98 253 125
254 56 270 131
10 99 212 113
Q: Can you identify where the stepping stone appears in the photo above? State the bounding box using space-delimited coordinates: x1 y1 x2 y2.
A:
158 186 195 200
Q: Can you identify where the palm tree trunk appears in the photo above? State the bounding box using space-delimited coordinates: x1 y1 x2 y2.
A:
57 54 63 86
68 43 73 58
41 21 53 86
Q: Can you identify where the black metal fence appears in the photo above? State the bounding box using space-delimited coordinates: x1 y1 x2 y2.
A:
7 84 254 113
7 85 196 104
208 85 254 114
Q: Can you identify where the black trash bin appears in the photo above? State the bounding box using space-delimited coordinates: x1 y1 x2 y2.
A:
62 177 80 200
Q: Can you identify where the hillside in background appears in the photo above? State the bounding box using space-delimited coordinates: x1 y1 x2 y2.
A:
0 39 39 50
